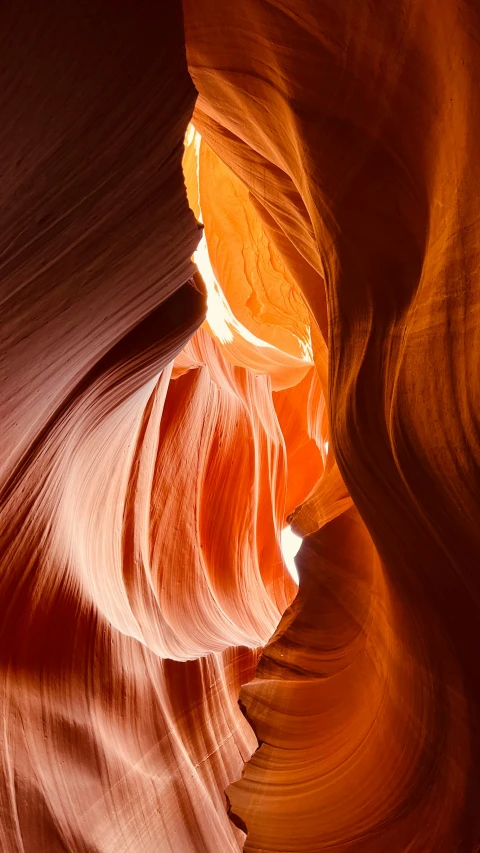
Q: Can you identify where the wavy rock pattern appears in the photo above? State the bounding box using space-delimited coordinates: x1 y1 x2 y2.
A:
0 4 320 850
184 1 480 850
2 1 480 852
0 3 288 851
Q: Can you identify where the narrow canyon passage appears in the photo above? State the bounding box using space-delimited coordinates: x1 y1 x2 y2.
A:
0 2 480 852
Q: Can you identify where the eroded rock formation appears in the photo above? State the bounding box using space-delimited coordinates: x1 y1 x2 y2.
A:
1 1 479 851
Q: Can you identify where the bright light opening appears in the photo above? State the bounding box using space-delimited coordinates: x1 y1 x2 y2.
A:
280 526 302 584
193 233 234 344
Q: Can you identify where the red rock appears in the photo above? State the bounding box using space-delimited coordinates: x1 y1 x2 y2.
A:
2 1 479 851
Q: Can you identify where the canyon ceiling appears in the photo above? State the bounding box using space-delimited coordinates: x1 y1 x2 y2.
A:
1 2 480 851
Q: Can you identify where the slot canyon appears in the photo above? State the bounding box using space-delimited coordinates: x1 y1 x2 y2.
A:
1 2 480 851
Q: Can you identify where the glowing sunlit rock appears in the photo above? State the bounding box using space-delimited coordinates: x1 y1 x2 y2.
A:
1 2 479 853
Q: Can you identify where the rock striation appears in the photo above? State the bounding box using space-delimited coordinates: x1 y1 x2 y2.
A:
1 1 479 851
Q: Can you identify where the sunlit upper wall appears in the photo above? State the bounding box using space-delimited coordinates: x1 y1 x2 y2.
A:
183 124 314 371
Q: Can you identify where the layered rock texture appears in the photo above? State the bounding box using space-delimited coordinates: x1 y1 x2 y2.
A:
1 1 479 851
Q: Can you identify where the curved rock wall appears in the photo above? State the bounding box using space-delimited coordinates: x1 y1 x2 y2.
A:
1 1 479 851
184 1 480 850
